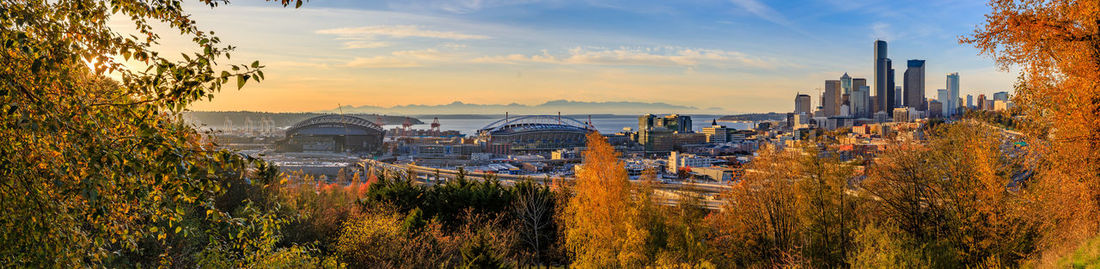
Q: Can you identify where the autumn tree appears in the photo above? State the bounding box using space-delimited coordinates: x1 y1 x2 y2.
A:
0 0 309 266
708 143 803 267
862 122 1038 266
796 144 858 267
963 0 1100 257
562 132 648 268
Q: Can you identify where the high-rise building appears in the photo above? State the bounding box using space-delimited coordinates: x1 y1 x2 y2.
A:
852 85 871 118
967 94 974 109
946 72 960 116
639 114 655 131
841 73 852 95
993 91 1009 101
824 80 842 116
887 59 896 112
874 40 890 113
977 94 987 110
795 94 812 115
928 100 943 118
895 86 903 109
851 78 868 117
937 89 950 117
654 114 692 133
904 59 926 111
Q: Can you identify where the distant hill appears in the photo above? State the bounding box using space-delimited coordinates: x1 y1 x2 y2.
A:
718 112 786 122
183 111 422 129
324 100 725 115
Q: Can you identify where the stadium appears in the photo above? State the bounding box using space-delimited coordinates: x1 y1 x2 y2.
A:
275 115 385 153
477 115 594 153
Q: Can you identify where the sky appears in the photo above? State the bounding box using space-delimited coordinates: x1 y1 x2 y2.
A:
147 0 1016 113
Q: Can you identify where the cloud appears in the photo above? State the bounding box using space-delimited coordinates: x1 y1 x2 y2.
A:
473 47 789 69
871 22 893 40
316 25 490 40
345 49 452 68
269 60 332 69
342 41 390 49
386 0 546 14
346 57 423 68
729 0 793 28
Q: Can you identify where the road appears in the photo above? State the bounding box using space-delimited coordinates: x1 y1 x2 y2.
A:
360 159 730 210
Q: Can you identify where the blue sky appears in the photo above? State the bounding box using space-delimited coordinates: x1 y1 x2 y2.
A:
170 0 1015 113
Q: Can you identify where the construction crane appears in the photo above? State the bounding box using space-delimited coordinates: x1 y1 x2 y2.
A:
430 117 441 135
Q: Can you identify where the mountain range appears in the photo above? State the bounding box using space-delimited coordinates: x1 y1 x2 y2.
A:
325 100 728 115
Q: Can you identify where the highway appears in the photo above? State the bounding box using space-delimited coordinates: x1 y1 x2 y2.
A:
360 159 731 209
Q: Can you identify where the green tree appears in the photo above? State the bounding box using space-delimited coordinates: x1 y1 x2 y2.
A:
0 0 308 266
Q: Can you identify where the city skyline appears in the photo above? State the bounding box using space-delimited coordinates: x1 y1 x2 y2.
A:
156 0 1018 113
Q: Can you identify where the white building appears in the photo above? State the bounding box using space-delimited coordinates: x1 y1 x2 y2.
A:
668 151 722 174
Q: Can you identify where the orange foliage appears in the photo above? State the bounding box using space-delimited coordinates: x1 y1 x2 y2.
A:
562 132 649 268
963 0 1100 255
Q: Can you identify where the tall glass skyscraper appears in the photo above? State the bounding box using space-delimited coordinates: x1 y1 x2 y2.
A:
946 72 960 116
840 73 852 95
874 40 889 113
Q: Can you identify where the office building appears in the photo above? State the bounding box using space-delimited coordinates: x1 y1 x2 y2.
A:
887 59 896 112
875 40 889 113
702 124 729 143
938 89 950 117
851 85 871 119
824 80 842 116
841 73 852 95
977 94 987 110
851 78 868 117
904 59 926 111
893 107 913 123
795 93 812 115
928 101 943 118
946 72 960 116
895 85 902 109
967 94 974 109
668 151 721 174
993 91 1009 101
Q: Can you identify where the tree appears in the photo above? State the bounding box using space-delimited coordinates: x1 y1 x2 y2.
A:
513 179 558 266
562 132 648 268
963 0 1100 256
0 0 306 266
862 122 1038 266
708 144 802 267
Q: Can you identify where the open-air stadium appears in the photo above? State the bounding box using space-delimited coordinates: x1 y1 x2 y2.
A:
477 115 594 153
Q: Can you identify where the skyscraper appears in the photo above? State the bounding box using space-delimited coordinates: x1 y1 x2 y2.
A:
874 40 889 113
795 94 812 115
993 91 1009 101
946 72 960 116
840 73 852 95
852 85 871 118
977 94 987 110
967 94 973 109
904 59 926 111
895 86 902 109
887 59 896 112
938 89 950 117
851 78 868 118
824 80 842 116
